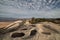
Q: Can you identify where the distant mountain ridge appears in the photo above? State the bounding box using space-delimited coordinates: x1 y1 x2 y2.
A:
0 17 60 22
0 17 18 21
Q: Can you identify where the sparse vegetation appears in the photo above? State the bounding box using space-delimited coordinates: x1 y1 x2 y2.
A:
29 17 60 24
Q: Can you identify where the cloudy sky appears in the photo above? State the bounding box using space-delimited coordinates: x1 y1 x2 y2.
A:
0 0 60 18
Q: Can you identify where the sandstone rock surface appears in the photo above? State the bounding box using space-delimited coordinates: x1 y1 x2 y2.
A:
0 20 60 40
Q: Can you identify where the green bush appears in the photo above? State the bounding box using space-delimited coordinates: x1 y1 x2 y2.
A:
29 17 60 24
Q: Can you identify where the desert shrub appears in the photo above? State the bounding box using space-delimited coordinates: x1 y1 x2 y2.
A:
29 17 60 24
29 17 48 24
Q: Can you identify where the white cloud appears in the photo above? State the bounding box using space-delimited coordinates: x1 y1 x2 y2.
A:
0 0 60 18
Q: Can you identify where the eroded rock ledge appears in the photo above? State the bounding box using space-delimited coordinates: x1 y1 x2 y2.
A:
0 20 60 40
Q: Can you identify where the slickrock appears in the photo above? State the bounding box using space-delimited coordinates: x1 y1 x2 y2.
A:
0 21 60 40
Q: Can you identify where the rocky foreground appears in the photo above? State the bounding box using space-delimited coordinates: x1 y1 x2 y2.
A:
0 19 60 40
